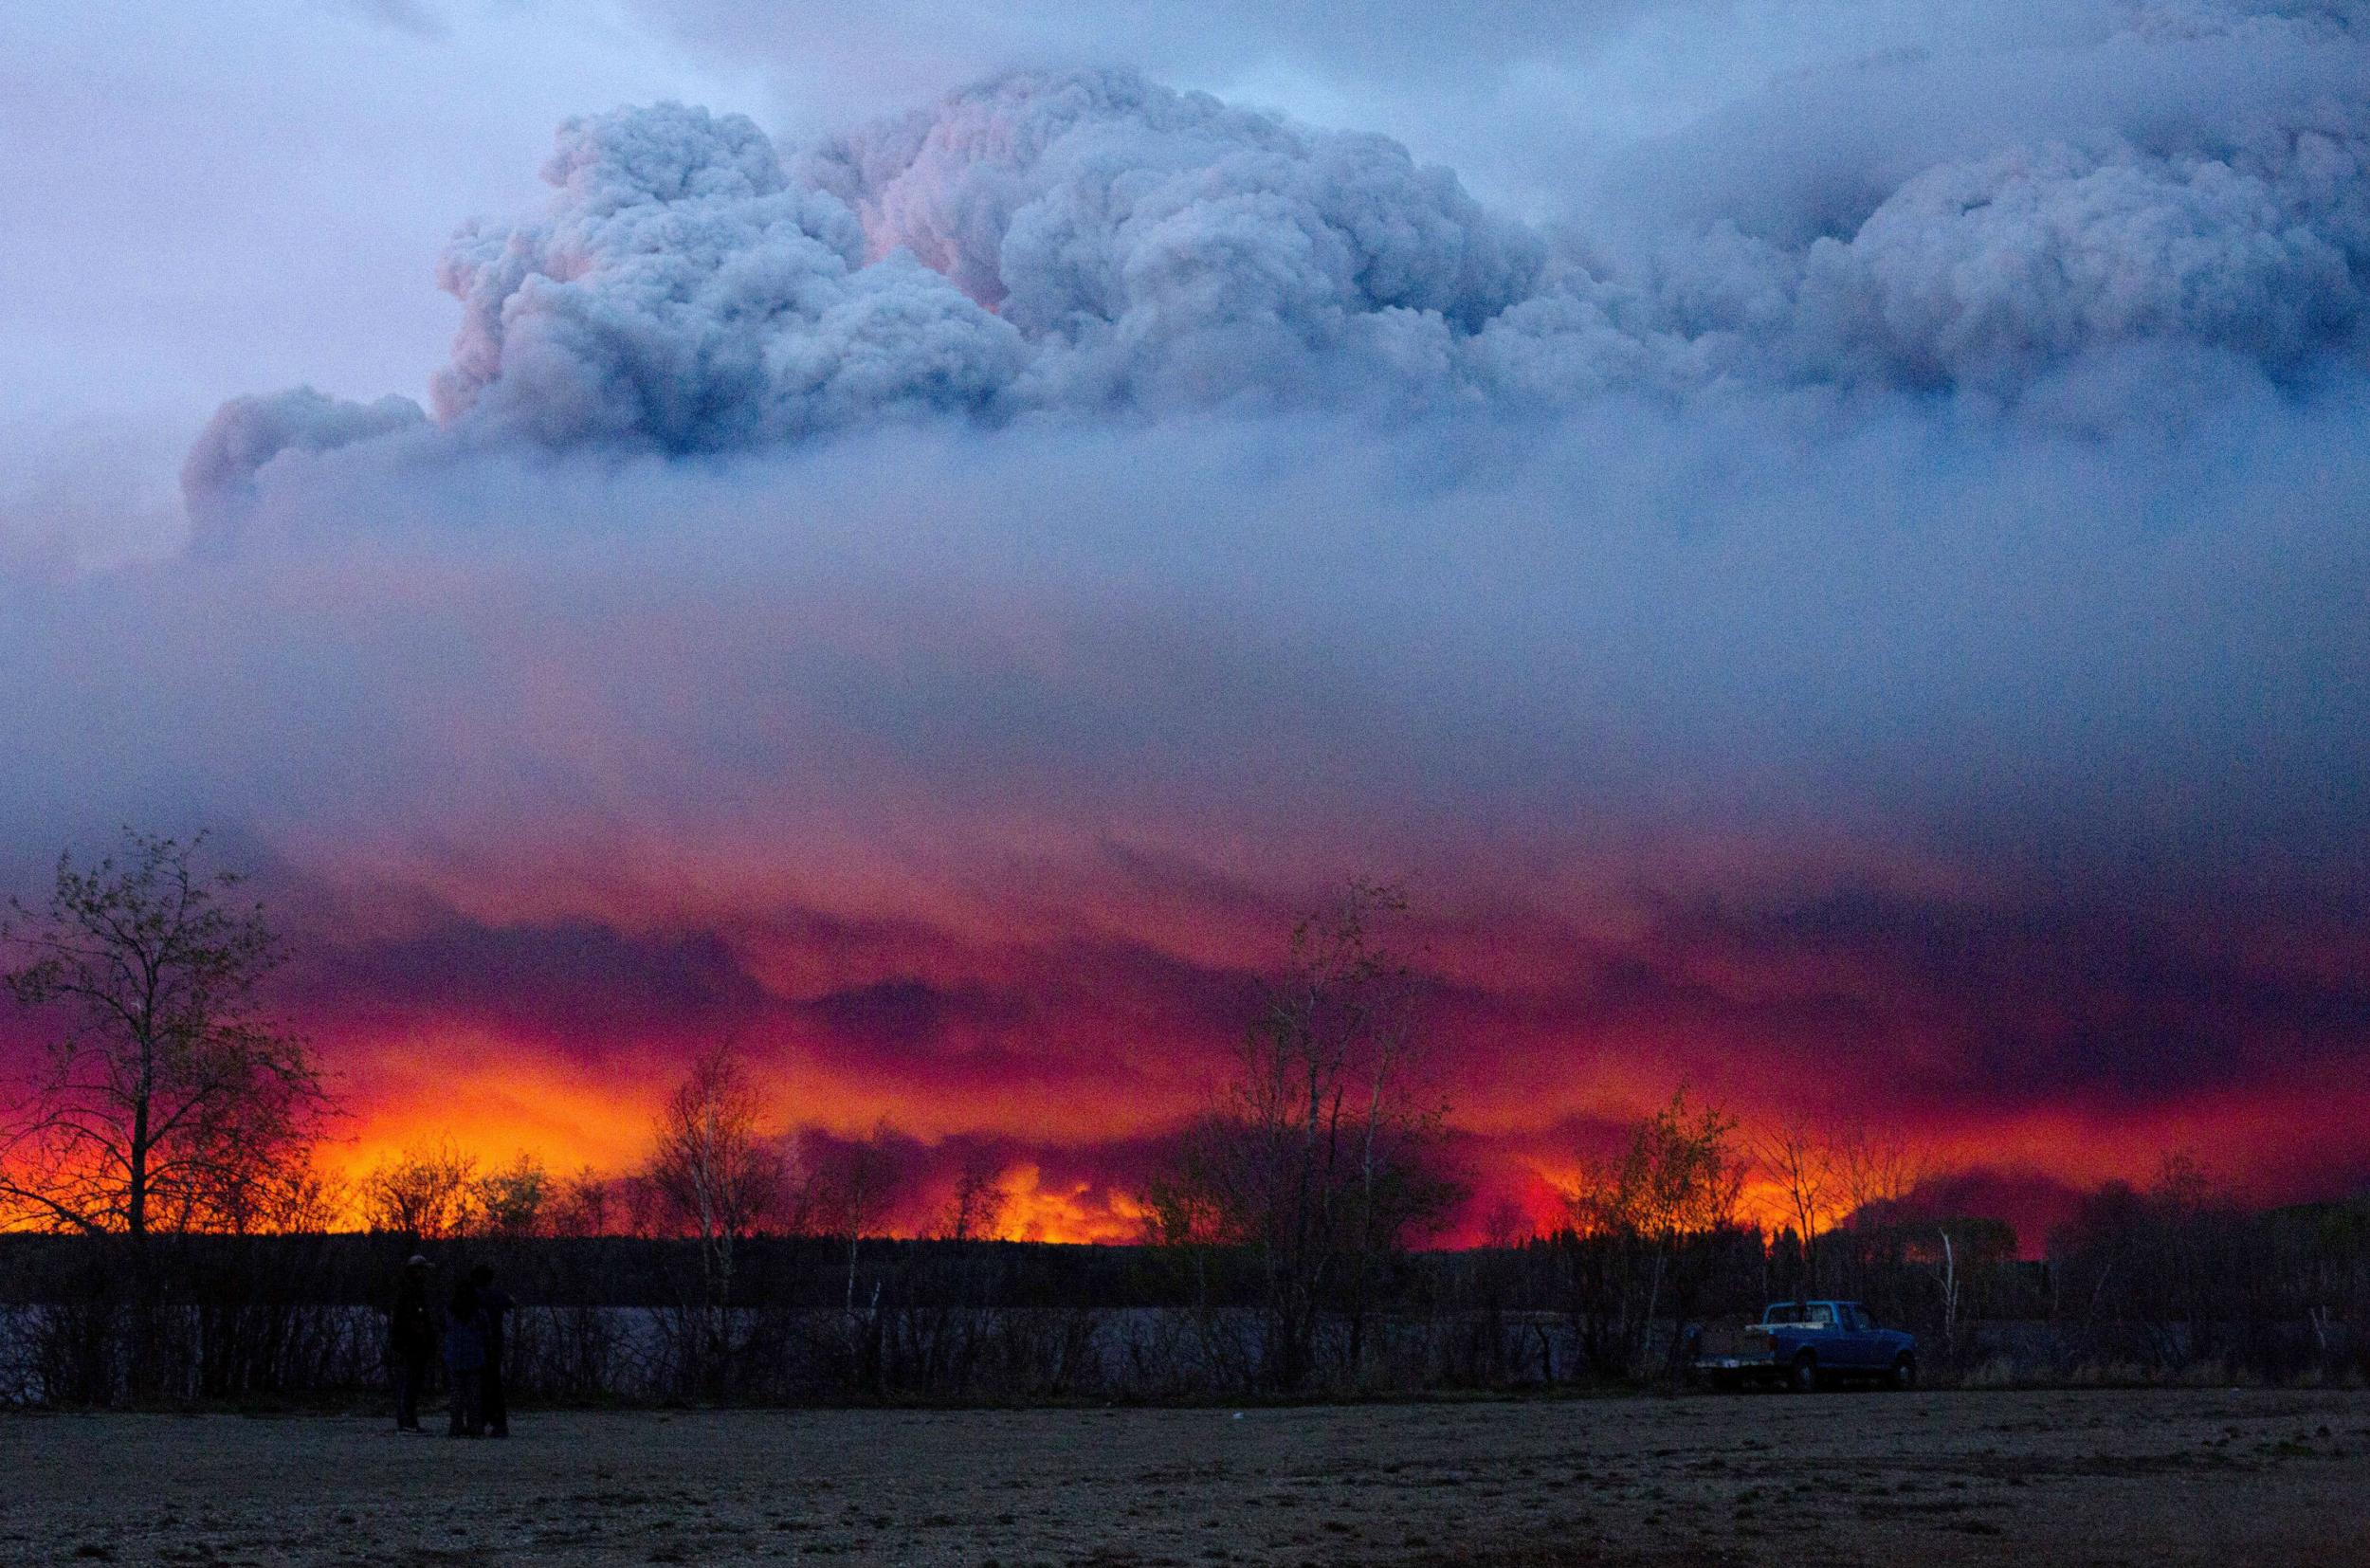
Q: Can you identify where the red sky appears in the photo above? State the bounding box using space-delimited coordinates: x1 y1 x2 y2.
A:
246 830 2370 1251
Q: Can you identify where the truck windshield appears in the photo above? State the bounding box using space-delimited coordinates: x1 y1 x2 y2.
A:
1765 1303 1835 1326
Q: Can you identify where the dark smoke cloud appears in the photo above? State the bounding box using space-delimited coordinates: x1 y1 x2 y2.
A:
9 0 2369 1210
795 68 1547 407
183 1 2370 501
434 101 1023 450
181 388 429 549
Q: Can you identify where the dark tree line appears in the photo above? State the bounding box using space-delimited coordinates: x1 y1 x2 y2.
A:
2 834 2364 1407
3 1179 2360 1407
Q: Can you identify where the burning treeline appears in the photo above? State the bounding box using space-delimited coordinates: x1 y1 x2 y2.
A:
1 833 2364 1407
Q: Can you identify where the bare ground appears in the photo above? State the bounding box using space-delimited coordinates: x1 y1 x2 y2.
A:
3 1388 2365 1567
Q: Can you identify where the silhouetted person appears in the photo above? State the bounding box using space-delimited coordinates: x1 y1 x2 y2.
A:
386 1255 434 1433
470 1263 513 1437
443 1276 486 1437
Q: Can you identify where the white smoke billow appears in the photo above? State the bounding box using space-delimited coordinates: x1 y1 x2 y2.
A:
181 387 429 544
795 68 1550 408
433 102 1024 451
1793 118 2370 392
180 0 2370 513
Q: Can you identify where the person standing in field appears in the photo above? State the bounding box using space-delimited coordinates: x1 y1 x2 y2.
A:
387 1255 435 1433
443 1274 487 1437
470 1264 514 1438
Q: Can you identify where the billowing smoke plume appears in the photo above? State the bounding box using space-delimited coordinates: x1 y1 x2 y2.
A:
1788 107 2370 392
181 387 428 547
795 68 1550 409
434 102 1023 451
184 0 2370 513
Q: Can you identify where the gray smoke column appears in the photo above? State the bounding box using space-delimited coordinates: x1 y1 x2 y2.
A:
796 67 1549 408
180 387 428 549
182 0 2370 510
433 100 1023 451
1788 105 2370 392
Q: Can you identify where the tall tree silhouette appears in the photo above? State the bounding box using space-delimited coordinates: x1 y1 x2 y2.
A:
1146 879 1458 1391
1 830 322 1241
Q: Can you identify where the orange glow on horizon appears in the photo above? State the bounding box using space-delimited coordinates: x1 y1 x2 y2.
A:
979 1162 1149 1246
285 1032 2370 1251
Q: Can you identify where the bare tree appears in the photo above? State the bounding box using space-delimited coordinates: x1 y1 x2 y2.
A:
1142 878 1459 1391
1566 1088 1748 1377
217 1147 347 1236
1831 1123 1923 1224
1483 1199 1534 1250
938 1148 1008 1244
1 830 324 1241
473 1151 552 1238
1754 1116 1840 1292
641 1047 785 1393
356 1140 552 1239
1828 1122 1924 1298
547 1164 615 1238
358 1140 483 1239
807 1122 909 1313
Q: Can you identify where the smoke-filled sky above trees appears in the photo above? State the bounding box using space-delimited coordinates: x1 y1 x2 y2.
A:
3 0 2368 1246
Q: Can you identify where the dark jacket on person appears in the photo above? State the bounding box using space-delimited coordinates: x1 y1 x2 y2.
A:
389 1274 435 1360
477 1285 513 1365
443 1283 487 1374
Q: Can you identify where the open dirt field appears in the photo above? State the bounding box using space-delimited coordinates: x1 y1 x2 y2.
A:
3 1388 2365 1567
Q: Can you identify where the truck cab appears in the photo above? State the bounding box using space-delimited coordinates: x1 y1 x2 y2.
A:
1691 1300 1917 1391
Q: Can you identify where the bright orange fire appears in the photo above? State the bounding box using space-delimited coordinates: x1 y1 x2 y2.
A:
19 975 2354 1250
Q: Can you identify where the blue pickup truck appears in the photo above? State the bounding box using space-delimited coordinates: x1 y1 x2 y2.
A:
1689 1300 1917 1391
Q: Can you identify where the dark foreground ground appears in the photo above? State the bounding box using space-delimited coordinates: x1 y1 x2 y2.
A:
4 1388 2365 1567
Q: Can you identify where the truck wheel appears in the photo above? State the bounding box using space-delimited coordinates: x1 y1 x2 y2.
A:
1889 1355 1917 1391
1789 1354 1817 1394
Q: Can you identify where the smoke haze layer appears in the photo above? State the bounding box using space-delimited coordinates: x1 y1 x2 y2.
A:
10 0 2370 1230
